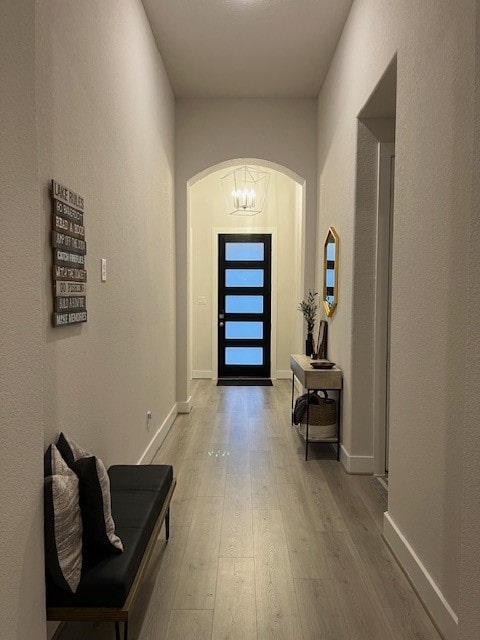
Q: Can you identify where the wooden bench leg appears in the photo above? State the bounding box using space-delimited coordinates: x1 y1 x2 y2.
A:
115 621 128 640
165 507 170 540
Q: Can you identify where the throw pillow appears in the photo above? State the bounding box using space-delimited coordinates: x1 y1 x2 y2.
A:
56 433 123 555
44 444 83 593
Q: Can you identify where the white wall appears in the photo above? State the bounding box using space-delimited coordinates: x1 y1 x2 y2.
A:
176 99 318 402
36 0 176 467
458 4 480 637
1 1 176 637
0 2 46 638
316 0 475 635
190 167 302 378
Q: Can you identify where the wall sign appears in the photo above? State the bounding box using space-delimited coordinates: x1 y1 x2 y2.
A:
52 230 87 254
54 311 88 326
55 281 87 297
53 265 87 282
55 296 87 312
51 180 87 327
53 248 86 269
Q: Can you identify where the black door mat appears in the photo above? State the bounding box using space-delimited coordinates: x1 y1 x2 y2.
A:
217 379 273 387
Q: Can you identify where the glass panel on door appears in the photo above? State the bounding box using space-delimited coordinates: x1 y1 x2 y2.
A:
225 242 264 261
225 322 263 340
225 269 264 287
225 347 263 365
225 295 264 314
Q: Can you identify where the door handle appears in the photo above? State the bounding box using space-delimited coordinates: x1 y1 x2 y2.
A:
219 322 224 327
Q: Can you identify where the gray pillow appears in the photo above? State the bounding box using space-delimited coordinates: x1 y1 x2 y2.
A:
44 444 83 593
57 433 123 555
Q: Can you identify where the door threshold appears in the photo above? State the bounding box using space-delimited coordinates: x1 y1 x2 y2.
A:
217 378 273 387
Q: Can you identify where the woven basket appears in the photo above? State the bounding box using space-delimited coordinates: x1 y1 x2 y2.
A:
299 394 336 440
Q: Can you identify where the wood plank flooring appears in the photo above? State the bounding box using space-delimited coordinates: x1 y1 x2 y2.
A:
58 380 441 640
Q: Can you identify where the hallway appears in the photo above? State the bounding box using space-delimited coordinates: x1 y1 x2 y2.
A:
61 381 441 640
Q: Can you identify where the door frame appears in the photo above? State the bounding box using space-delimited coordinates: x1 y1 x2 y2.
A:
373 142 395 476
212 227 278 380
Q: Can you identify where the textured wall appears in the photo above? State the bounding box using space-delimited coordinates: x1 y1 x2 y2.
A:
0 1 46 638
316 0 475 617
176 98 318 402
36 0 176 467
346 122 379 455
190 167 302 376
458 3 480 637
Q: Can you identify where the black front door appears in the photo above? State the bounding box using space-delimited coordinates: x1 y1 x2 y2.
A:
218 234 272 378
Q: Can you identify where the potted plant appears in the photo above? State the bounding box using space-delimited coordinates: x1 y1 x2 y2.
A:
298 290 318 356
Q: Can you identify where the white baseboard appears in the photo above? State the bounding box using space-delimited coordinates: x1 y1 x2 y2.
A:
137 403 178 464
192 370 213 379
340 445 374 474
293 375 303 395
276 370 292 380
383 512 458 640
48 622 64 640
177 395 193 414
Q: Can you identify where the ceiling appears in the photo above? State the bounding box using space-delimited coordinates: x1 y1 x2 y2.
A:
142 0 355 98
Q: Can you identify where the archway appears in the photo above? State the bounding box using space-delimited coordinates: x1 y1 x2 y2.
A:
187 159 306 389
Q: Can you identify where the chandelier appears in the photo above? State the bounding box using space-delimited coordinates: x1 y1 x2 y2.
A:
220 166 270 216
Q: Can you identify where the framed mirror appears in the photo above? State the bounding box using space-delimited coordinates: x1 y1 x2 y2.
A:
323 226 339 317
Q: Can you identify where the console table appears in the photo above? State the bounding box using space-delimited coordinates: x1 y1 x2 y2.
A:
290 354 343 461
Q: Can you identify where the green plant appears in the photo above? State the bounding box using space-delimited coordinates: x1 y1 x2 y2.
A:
297 290 318 333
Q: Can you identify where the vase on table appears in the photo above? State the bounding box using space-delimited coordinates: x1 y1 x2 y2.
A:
305 332 314 357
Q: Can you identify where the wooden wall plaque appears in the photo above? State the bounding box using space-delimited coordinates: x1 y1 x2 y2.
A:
53 265 87 282
53 214 85 239
55 281 87 297
52 230 87 254
53 311 88 327
51 180 88 327
53 248 86 269
55 296 87 312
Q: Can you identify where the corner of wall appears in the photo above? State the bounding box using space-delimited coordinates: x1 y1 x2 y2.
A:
383 512 458 640
177 396 193 414
340 445 374 474
137 403 179 464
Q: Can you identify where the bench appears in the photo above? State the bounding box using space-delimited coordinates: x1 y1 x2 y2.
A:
46 464 176 640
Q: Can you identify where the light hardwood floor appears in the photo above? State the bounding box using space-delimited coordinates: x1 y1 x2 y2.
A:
59 380 441 640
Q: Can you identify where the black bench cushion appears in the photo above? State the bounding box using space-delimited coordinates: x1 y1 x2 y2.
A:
108 464 173 495
46 464 173 609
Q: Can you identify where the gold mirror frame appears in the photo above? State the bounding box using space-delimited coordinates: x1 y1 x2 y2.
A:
323 226 339 317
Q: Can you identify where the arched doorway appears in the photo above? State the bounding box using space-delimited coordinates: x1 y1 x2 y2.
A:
187 159 306 384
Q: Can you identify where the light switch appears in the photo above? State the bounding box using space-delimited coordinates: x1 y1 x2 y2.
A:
197 296 207 305
101 258 107 282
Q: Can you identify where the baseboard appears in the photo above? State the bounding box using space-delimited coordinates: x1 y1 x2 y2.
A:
137 403 178 464
340 445 374 474
293 375 303 394
177 395 193 414
49 622 65 640
192 370 213 378
276 370 292 380
383 512 458 640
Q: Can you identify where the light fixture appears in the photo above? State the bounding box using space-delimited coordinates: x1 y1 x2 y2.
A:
220 166 270 216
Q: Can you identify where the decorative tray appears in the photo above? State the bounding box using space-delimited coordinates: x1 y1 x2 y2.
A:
310 360 335 369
